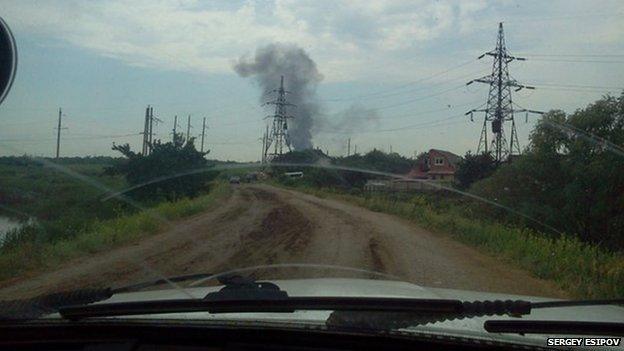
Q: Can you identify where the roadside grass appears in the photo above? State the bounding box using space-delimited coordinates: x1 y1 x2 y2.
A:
278 183 624 299
0 181 232 282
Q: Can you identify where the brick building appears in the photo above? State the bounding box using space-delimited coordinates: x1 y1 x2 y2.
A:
408 149 461 181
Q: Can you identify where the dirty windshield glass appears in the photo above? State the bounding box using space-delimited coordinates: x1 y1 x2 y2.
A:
0 0 623 344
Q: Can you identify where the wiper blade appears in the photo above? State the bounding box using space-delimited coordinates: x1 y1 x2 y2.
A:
0 272 215 321
327 299 624 330
59 297 467 321
0 289 113 320
484 320 624 337
62 277 544 321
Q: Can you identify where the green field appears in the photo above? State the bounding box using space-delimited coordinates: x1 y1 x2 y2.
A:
0 179 231 281
0 156 231 281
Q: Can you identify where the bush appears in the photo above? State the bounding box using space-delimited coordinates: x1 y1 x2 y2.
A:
107 134 218 201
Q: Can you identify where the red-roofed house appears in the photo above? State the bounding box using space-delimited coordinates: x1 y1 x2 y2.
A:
408 149 461 182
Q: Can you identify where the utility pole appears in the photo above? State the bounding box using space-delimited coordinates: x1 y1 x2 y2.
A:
347 138 351 156
200 117 207 153
186 115 192 143
141 106 161 155
148 106 154 153
354 145 357 155
260 125 266 163
172 115 178 142
262 124 269 163
142 105 150 156
55 107 66 158
466 22 541 163
264 75 295 162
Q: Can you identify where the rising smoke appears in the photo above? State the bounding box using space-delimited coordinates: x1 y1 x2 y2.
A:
233 43 322 150
233 43 379 151
317 105 380 135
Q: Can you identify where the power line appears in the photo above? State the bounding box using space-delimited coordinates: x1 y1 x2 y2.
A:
374 115 466 133
321 58 480 102
504 12 622 23
518 53 624 57
534 86 621 94
349 100 483 122
315 112 467 135
0 133 140 142
327 67 489 103
373 84 467 110
530 83 624 90
526 58 624 64
64 133 141 139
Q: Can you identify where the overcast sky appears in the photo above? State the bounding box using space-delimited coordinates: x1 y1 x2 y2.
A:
0 0 623 161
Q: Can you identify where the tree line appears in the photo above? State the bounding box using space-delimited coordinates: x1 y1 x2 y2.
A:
467 93 624 250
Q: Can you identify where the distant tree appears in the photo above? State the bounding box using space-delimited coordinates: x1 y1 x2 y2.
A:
455 152 497 189
337 148 416 174
271 148 418 188
272 149 345 187
107 133 217 200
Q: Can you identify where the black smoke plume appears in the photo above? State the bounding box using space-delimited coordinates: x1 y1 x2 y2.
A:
233 43 322 150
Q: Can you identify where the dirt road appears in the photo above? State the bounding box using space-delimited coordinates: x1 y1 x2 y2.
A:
0 184 566 299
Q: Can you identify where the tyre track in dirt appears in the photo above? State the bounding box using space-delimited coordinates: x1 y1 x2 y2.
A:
248 184 567 298
0 184 567 300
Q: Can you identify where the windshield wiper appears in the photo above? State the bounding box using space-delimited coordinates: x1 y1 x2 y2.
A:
57 296 624 325
326 299 624 330
484 320 624 337
59 274 471 320
59 275 624 324
0 272 217 320
5 272 624 329
0 289 113 320
60 296 468 321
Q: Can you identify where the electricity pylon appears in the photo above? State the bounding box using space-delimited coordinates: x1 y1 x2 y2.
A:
264 75 295 162
466 22 540 162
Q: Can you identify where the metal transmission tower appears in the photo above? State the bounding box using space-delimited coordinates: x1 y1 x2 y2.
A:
263 76 295 162
466 22 539 162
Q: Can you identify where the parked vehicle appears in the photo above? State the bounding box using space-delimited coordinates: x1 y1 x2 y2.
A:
284 171 303 179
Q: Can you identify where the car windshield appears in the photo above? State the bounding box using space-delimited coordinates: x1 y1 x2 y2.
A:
0 0 623 346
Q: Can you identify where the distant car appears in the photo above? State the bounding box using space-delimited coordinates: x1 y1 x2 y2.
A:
228 176 241 184
284 171 303 179
244 172 258 183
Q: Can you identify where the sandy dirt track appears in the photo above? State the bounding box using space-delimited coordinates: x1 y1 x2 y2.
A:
0 184 567 299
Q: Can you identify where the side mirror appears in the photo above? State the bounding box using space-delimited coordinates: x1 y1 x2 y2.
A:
0 16 17 106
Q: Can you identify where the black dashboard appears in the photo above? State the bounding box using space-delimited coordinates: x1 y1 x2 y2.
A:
0 320 550 351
